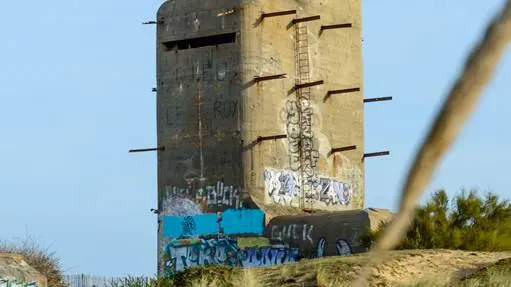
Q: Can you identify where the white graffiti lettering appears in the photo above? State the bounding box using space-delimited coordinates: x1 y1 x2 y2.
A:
165 181 242 210
271 224 314 244
264 168 353 207
264 169 301 206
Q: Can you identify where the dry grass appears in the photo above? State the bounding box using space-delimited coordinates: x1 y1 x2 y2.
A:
0 236 66 287
402 258 511 287
119 250 509 287
353 1 511 286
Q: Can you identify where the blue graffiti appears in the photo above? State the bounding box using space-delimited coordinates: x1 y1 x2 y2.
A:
221 209 265 235
164 237 241 274
162 236 301 275
336 239 352 256
241 246 299 267
162 209 265 239
316 238 326 257
163 213 217 238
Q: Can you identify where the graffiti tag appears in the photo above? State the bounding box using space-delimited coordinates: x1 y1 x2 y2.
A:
270 224 314 244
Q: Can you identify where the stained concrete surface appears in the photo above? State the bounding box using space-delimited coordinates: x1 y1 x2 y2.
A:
155 0 365 271
265 208 392 257
0 254 47 287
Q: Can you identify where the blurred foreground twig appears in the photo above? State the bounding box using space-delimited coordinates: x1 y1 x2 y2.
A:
353 1 511 286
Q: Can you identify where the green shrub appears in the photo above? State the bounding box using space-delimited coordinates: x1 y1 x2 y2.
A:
363 189 511 251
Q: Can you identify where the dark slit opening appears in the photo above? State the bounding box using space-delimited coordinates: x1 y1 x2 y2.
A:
163 32 236 51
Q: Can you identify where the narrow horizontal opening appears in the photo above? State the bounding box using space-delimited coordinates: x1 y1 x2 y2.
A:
163 32 236 51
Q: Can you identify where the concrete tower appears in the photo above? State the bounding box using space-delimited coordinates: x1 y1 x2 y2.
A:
155 0 364 273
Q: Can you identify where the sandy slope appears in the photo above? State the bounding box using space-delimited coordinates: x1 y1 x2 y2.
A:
249 250 511 287
369 250 511 286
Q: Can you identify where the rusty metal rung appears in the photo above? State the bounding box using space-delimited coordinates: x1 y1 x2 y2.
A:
364 96 393 103
295 80 323 89
261 10 297 19
129 146 165 153
254 73 287 83
330 145 357 155
321 23 352 31
327 88 361 97
143 20 164 25
323 88 360 102
292 15 321 24
257 134 287 143
364 151 390 158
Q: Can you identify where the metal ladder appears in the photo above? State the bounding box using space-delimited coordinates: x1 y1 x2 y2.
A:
294 22 314 210
296 23 311 86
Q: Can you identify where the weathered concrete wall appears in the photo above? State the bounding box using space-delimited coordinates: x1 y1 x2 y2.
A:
240 0 365 214
0 254 47 287
156 0 247 214
156 0 364 273
156 0 259 273
264 209 391 258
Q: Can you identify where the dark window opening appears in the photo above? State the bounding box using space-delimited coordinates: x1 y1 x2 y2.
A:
163 32 236 51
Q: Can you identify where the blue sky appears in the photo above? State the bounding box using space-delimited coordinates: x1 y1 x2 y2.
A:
0 0 509 278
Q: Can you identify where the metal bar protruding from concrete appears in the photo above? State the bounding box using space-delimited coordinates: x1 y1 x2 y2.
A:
261 10 297 19
363 151 390 158
295 80 324 90
143 20 164 25
364 96 393 103
321 23 352 31
257 134 287 143
324 87 360 102
242 134 287 152
253 73 287 83
329 145 357 157
152 88 157 92
129 146 165 153
292 15 321 24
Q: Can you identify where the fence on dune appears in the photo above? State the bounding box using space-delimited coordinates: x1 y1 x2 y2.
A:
63 274 127 287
